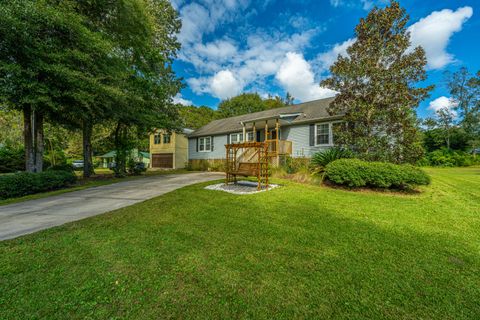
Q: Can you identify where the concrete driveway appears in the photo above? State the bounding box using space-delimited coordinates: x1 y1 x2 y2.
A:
0 172 223 241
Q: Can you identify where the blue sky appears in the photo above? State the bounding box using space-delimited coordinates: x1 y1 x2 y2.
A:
170 0 479 118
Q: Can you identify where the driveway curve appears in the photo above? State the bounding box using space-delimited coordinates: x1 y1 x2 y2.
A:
0 172 224 241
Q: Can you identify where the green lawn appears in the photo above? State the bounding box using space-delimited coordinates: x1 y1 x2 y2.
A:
0 167 479 319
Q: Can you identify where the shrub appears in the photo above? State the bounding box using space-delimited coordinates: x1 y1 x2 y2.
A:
47 163 75 173
311 148 354 168
325 159 430 190
282 156 310 174
0 147 24 173
420 149 480 167
0 170 77 199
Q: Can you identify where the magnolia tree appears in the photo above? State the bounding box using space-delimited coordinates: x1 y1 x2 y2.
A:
321 1 433 163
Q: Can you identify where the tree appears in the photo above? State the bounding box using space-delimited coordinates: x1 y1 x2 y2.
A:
284 92 295 105
178 105 218 129
435 107 456 150
321 1 433 163
217 93 266 118
0 0 122 174
264 96 287 109
446 68 480 151
0 108 23 149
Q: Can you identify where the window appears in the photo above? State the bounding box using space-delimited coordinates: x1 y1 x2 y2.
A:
316 123 330 145
154 134 161 144
230 133 244 143
246 132 255 141
199 137 212 152
163 133 171 144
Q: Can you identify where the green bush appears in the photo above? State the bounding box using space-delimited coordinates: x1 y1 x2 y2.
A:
0 170 77 199
282 156 310 174
420 149 480 167
0 147 24 173
47 163 75 173
311 148 354 168
325 159 430 190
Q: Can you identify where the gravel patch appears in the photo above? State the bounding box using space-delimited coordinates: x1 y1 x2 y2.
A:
205 180 279 194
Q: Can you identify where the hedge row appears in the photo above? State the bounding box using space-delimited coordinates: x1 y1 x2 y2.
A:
325 159 430 189
0 170 77 199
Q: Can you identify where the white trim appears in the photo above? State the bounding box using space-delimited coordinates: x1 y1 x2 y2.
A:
315 122 333 146
199 136 212 152
230 132 244 143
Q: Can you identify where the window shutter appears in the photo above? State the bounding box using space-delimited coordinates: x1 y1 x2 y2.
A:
227 134 230 144
256 131 261 142
309 124 315 146
196 138 199 152
211 136 214 151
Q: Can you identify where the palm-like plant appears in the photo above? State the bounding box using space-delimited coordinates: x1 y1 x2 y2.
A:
311 148 354 168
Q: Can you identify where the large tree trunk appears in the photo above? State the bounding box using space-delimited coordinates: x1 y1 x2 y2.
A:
34 111 44 172
23 106 35 172
82 120 94 178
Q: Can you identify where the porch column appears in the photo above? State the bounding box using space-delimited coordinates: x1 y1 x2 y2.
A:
242 122 246 142
264 120 268 142
275 119 280 166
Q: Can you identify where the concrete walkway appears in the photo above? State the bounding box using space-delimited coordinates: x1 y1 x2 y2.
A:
0 172 223 241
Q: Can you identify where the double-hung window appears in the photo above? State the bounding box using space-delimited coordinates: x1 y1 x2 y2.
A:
163 134 171 144
230 133 244 143
199 137 212 152
246 132 255 142
316 123 331 146
154 134 161 144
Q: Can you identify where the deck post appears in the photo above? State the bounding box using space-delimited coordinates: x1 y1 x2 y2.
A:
275 119 280 166
264 121 268 141
242 123 246 143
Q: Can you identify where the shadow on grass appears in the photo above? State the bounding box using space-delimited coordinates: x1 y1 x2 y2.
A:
0 182 479 319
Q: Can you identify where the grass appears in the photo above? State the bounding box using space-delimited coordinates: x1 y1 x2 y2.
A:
0 167 479 319
0 168 191 206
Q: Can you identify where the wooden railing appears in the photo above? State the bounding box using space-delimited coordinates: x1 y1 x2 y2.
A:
265 139 292 155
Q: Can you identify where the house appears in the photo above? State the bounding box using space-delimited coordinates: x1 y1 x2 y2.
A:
187 97 341 167
149 128 193 169
97 149 150 169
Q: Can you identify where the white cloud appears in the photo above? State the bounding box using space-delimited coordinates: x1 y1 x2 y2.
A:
177 0 250 45
428 96 458 117
315 38 356 72
172 94 192 106
210 70 243 99
330 0 343 8
276 52 337 101
314 6 473 73
408 6 473 69
186 29 321 100
330 0 388 10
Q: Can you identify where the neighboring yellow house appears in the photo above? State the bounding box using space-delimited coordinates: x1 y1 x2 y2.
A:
149 129 192 169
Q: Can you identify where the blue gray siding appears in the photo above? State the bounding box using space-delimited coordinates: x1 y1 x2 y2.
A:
282 125 331 157
188 134 228 160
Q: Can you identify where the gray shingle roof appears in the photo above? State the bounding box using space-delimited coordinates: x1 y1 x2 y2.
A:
189 97 338 137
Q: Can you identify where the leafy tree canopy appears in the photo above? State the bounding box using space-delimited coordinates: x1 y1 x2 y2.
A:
321 1 433 163
217 93 287 118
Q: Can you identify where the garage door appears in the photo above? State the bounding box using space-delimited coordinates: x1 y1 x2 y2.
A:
152 153 173 168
